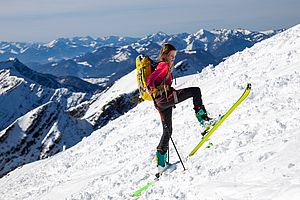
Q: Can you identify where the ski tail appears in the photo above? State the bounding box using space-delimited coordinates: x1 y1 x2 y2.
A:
189 83 252 157
130 161 179 197
131 179 157 197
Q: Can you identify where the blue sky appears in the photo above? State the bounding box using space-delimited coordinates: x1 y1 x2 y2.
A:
0 0 299 42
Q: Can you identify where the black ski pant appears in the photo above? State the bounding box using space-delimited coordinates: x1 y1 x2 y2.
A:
155 87 203 153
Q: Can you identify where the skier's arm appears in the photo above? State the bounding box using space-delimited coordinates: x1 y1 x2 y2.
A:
147 62 169 90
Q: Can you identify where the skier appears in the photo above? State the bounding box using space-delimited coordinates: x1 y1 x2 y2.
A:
147 43 211 173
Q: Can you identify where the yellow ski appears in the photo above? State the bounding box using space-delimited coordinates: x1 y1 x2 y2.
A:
189 83 252 157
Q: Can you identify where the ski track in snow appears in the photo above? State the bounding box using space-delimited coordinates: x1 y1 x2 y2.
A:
1 25 300 200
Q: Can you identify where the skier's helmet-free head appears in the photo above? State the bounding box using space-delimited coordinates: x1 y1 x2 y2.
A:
159 43 177 68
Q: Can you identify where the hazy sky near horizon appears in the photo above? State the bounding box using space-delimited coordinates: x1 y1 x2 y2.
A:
0 0 299 42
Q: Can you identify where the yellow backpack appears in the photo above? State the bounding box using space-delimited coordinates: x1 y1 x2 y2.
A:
136 55 159 101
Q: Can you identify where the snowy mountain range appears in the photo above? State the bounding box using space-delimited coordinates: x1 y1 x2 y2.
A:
1 29 282 87
0 23 299 200
0 36 139 64
0 58 93 128
0 58 104 176
0 29 281 62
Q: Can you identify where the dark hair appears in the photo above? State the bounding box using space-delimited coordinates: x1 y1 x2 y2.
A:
158 43 177 62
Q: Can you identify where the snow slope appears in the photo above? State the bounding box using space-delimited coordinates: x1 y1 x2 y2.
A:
0 24 300 200
0 101 93 177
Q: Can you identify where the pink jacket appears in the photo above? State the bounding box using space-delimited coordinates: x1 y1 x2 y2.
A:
147 62 172 90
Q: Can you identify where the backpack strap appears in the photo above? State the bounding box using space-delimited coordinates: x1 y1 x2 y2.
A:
156 65 173 99
160 65 172 86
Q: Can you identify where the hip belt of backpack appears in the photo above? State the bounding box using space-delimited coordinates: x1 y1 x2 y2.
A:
151 67 173 102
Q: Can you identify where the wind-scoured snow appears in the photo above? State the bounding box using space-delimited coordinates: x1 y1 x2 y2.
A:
0 24 300 200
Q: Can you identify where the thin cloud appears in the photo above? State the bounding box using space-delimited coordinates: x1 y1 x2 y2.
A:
0 0 299 41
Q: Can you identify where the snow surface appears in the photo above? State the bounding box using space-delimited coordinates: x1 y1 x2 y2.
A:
78 61 92 68
1 24 300 200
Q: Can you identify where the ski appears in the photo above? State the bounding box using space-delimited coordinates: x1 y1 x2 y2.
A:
189 83 252 157
131 179 157 197
130 162 178 197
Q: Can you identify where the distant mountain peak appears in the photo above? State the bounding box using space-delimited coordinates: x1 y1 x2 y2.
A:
155 31 169 36
142 31 169 42
46 38 72 48
235 28 252 35
195 29 212 36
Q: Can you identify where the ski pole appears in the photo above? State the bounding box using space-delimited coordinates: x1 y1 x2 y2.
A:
170 137 186 171
167 145 170 163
